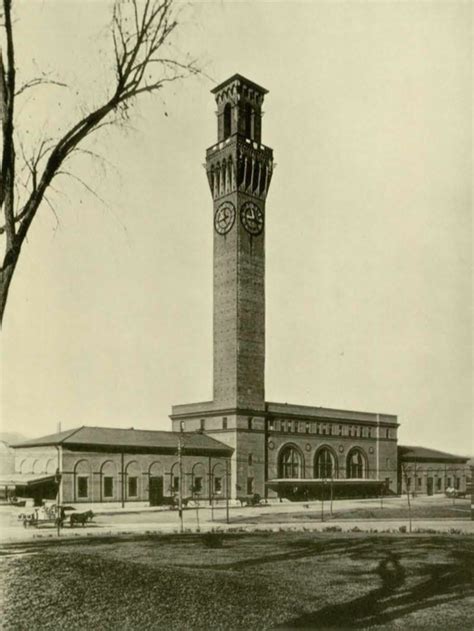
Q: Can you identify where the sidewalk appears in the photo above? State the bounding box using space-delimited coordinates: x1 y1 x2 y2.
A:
1 496 472 543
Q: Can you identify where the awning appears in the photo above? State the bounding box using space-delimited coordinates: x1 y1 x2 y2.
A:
266 478 386 488
0 473 58 489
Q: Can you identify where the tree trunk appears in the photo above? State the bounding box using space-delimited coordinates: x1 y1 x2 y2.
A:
0 253 17 327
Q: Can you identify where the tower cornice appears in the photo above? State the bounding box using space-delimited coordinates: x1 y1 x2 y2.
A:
211 73 268 97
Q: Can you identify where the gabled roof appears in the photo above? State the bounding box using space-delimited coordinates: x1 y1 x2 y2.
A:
398 445 469 463
13 426 233 455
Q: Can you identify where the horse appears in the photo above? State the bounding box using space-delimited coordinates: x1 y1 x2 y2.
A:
70 510 94 527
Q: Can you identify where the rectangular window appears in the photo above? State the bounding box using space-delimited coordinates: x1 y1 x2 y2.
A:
436 478 441 491
214 477 222 494
305 422 310 434
447 477 452 488
321 425 326 435
193 477 203 493
77 476 88 499
247 477 254 495
386 428 390 439
173 476 180 493
368 428 372 438
339 425 343 436
248 453 253 466
348 427 352 437
104 476 114 498
248 417 253 430
329 425 333 436
200 418 205 431
455 477 460 490
222 417 227 430
417 477 422 488
269 419 274 431
128 476 138 498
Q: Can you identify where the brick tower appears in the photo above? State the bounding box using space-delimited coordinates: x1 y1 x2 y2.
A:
206 74 274 410
171 75 399 502
170 75 274 499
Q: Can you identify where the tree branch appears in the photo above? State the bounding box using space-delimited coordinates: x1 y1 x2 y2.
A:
1 0 200 325
15 77 68 97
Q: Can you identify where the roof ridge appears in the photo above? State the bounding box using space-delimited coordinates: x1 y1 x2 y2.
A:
57 426 85 443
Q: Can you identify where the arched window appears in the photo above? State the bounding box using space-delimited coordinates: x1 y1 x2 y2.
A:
191 462 206 496
74 459 92 501
125 461 141 499
100 460 117 500
227 158 233 191
209 167 214 195
214 164 220 198
45 459 57 474
314 448 337 479
223 103 232 139
221 159 227 193
278 445 303 479
212 462 225 496
170 462 180 495
244 103 252 138
346 449 367 479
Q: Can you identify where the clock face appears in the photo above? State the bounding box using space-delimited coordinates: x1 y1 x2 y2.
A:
214 201 236 235
240 201 264 236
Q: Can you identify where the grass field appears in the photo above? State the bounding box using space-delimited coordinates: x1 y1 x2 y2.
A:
224 500 471 525
1 531 473 630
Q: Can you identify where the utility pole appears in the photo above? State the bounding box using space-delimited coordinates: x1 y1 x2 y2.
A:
55 445 62 537
225 458 230 524
320 478 325 522
178 430 184 534
330 475 334 516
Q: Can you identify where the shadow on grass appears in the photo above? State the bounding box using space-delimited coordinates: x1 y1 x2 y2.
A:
175 537 372 571
276 543 474 629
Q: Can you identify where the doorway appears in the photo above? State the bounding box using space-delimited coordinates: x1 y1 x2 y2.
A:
427 477 434 496
149 476 164 506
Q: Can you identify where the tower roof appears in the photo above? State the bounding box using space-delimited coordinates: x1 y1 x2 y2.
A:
211 73 268 96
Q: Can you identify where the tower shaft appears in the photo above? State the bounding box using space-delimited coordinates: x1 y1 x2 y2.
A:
206 75 273 411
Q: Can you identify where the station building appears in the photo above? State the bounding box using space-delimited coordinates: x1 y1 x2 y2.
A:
2 75 470 505
398 446 470 496
8 427 232 506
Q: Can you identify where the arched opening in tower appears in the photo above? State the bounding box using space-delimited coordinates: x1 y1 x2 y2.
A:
223 103 232 139
244 103 252 139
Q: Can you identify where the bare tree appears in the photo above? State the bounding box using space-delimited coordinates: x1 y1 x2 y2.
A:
0 0 199 326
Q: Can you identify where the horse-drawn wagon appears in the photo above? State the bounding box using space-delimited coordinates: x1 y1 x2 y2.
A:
18 503 66 528
17 502 95 529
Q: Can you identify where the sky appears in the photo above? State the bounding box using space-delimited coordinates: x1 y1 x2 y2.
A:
1 1 472 456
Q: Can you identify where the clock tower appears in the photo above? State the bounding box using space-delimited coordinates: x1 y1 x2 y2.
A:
171 74 399 503
206 74 274 411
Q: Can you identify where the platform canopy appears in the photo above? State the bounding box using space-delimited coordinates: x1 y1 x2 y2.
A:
266 478 388 500
0 473 58 489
